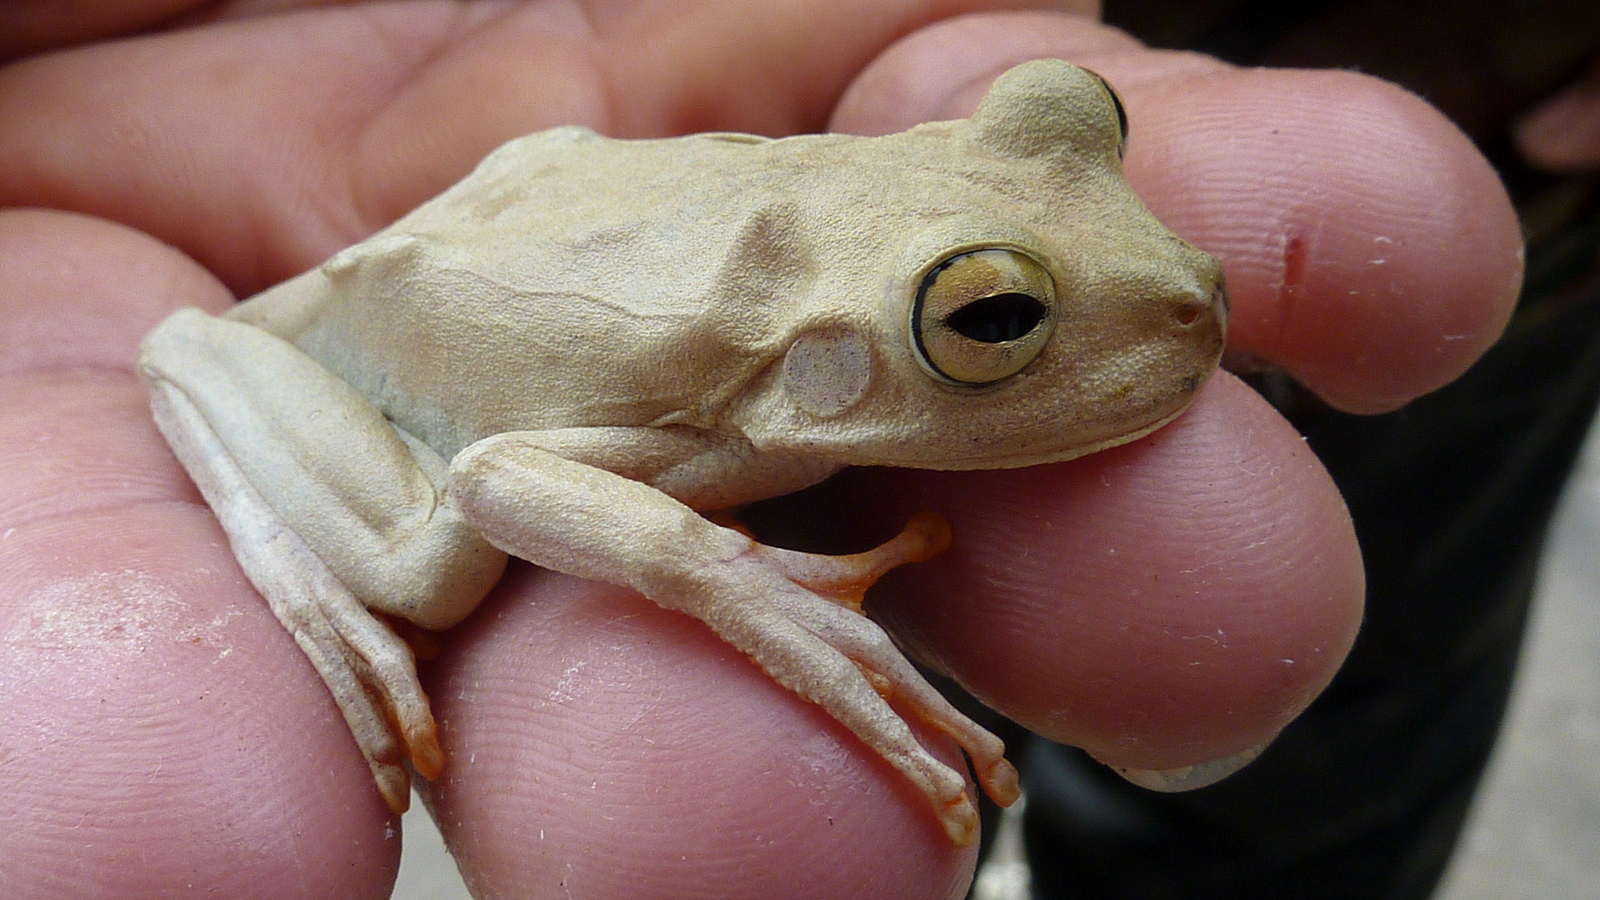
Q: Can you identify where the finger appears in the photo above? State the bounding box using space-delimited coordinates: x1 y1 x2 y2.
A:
834 12 1524 414
1514 54 1600 171
420 569 977 899
0 209 231 376
857 374 1364 775
0 0 1089 294
0 0 196 60
0 209 398 898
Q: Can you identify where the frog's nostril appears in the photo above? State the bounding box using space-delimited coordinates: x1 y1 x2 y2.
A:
1174 282 1226 328
1174 299 1206 327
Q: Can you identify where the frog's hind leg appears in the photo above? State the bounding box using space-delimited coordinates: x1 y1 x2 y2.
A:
143 366 432 811
451 435 1018 845
138 309 506 812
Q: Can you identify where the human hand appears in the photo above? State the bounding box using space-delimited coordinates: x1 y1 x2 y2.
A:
0 4 1519 898
1517 52 1600 171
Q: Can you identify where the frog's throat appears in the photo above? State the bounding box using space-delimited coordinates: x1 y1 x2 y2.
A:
915 397 1195 472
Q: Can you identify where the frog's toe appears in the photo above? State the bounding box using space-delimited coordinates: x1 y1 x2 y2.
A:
276 584 438 812
282 604 415 813
749 513 1018 813
766 580 1016 809
314 585 445 795
941 794 982 847
738 598 987 844
371 758 412 815
752 510 951 613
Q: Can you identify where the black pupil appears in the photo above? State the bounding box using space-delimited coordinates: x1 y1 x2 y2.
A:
944 292 1047 343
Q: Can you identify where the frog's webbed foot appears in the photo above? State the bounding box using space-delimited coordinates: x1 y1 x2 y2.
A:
452 436 1019 845
143 373 437 813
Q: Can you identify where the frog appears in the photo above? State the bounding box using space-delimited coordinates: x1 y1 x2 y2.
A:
136 59 1226 846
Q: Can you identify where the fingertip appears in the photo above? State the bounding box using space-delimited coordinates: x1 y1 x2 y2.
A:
1513 66 1600 172
870 373 1364 772
1119 67 1523 413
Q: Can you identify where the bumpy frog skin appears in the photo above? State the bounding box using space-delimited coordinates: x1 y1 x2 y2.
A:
137 60 1225 845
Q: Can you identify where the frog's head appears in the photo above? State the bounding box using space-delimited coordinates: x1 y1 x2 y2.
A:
732 59 1226 471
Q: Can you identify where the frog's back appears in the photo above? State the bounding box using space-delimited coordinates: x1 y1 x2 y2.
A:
229 61 1224 471
232 128 840 458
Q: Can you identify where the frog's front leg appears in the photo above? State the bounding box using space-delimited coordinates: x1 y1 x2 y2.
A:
450 433 1020 845
137 309 508 812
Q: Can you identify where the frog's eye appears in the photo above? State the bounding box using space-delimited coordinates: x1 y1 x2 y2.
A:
912 248 1057 386
1085 69 1129 158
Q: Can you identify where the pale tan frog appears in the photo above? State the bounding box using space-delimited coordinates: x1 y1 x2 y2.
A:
137 59 1225 845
